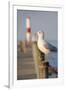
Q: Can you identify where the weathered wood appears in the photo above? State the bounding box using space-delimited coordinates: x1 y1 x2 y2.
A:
17 40 57 79
17 42 36 79
32 41 49 78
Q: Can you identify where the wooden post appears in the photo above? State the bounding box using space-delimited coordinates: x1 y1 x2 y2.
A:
43 61 49 78
32 41 49 79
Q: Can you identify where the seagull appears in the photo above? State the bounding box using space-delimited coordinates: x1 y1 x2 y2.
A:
36 31 50 55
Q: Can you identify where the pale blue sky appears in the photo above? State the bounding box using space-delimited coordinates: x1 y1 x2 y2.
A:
17 10 58 41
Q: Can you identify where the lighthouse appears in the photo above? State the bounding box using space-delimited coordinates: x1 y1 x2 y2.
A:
26 17 31 45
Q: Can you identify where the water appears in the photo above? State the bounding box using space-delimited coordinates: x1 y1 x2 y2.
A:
48 52 58 68
47 40 58 68
48 40 58 48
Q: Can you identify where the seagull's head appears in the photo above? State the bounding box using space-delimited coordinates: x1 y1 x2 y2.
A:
36 31 44 39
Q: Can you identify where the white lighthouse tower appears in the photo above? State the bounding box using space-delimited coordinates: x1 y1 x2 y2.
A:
26 17 31 45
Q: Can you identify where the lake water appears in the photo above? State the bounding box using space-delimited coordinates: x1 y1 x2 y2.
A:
47 40 58 68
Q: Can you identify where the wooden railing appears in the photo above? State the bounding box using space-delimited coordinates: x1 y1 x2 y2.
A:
32 41 49 78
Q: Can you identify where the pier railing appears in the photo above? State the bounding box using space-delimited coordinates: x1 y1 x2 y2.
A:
32 41 49 78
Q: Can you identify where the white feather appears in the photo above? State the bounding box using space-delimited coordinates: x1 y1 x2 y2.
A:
37 31 49 54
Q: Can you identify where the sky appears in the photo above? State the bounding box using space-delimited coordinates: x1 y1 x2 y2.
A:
17 10 58 41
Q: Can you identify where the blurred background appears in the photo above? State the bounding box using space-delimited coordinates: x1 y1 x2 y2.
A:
17 10 58 80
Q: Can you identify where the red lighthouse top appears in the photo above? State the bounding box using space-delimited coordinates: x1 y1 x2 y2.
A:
27 28 31 33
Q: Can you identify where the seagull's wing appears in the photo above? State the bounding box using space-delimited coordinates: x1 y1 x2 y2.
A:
43 41 49 49
38 44 49 54
44 41 57 52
